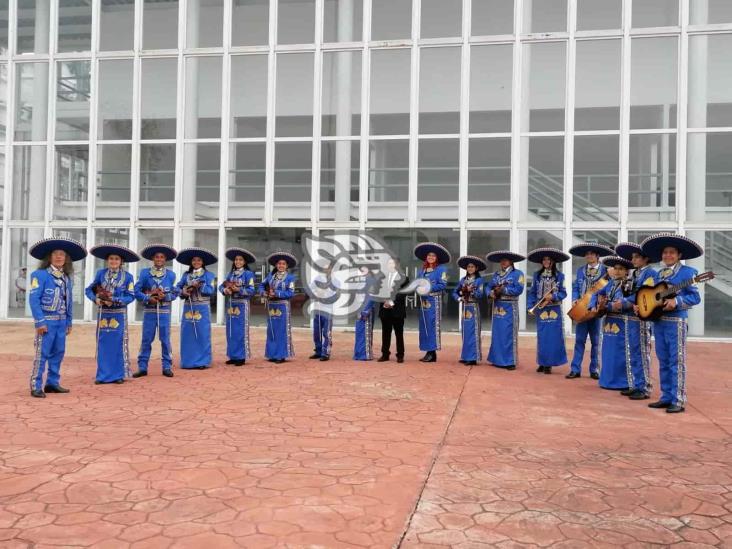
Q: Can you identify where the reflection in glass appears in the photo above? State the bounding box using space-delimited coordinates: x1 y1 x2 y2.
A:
0 0 7 54
470 45 512 133
324 0 363 43
143 0 178 49
12 145 46 221
629 134 676 222
274 142 311 220
139 144 175 220
141 58 177 139
98 60 133 140
186 0 223 48
689 34 732 129
419 48 460 134
275 53 313 137
368 139 408 220
472 0 513 36
524 0 567 33
15 63 48 141
96 144 132 220
573 135 619 222
468 138 510 220
17 0 50 54
8 228 44 318
690 0 732 25
232 0 269 46
320 141 359 222
575 40 620 131
0 151 4 220
371 0 411 41
417 139 459 221
700 230 732 338
322 51 361 137
0 64 7 139
370 49 410 135
522 136 563 222
184 56 222 139
93 228 130 272
58 0 91 52
632 0 678 28
231 55 267 138
421 0 461 39
100 0 134 51
182 144 220 221
229 142 265 220
522 42 566 132
687 133 732 223
278 0 314 44
56 61 90 140
630 37 677 130
577 0 621 31
53 145 88 220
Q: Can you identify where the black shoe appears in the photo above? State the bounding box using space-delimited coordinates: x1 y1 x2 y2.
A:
648 400 672 409
114 379 124 384
44 385 70 393
225 359 235 365
565 372 580 379
196 366 207 370
319 356 330 361
397 357 404 364
419 353 431 362
132 371 148 378
458 359 466 364
620 388 634 396
466 361 477 366
536 366 544 373
506 365 516 371
377 356 389 362
275 359 286 364
163 370 174 378
233 360 245 366
543 367 552 374
421 352 436 363
309 353 321 359
590 372 599 380
94 380 102 385
629 390 649 400
31 389 46 398
666 404 685 414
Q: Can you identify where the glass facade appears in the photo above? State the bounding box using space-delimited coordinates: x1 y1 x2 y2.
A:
0 0 730 339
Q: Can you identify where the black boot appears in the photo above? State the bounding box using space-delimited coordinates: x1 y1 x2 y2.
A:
423 351 436 363
309 353 321 359
225 359 235 365
648 400 672 409
565 371 580 379
590 372 599 380
44 385 70 393
397 356 404 363
132 371 147 378
628 390 649 400
31 389 46 398
377 355 389 362
536 366 545 373
666 404 685 413
319 356 330 361
543 367 552 374
163 370 174 377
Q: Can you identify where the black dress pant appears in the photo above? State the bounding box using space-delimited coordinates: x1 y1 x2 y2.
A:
380 316 405 358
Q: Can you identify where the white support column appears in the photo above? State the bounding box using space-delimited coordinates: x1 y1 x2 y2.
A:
457 0 469 239
407 0 420 226
311 0 324 230
511 0 526 329
618 0 632 242
358 0 370 229
85 0 100 322
264 0 277 226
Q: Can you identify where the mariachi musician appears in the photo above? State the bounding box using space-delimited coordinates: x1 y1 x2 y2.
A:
219 247 257 366
484 250 525 370
259 251 298 364
452 255 486 366
527 247 570 374
414 242 451 363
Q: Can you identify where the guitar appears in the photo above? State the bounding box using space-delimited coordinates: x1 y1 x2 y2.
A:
568 275 609 323
635 271 715 321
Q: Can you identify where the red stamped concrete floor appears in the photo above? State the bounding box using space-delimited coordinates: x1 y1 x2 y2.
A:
0 322 730 549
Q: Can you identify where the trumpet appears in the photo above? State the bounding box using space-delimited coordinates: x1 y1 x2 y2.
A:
528 283 557 315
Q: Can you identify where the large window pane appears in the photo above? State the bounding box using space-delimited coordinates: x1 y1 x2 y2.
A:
58 0 91 52
522 136 563 222
275 53 313 137
524 0 567 33
137 227 174 320
139 144 175 220
370 49 410 135
575 40 620 131
320 141 359 222
689 34 732 129
573 135 619 222
632 0 678 28
182 143 220 221
15 63 48 141
322 51 361 136
0 1 8 54
629 134 676 222
98 59 133 140
687 132 732 223
12 145 46 221
53 145 88 220
9 228 45 319
228 142 265 220
231 55 267 138
522 229 563 332
690 0 732 25
143 0 178 49
17 0 50 54
100 0 134 51
184 56 222 139
93 228 130 273
56 61 90 140
419 47 460 134
232 0 269 46
368 139 408 220
278 0 314 44
470 44 512 133
467 138 510 221
699 230 732 338
0 150 5 220
472 0 513 36
141 58 177 139
96 144 132 220
186 0 223 48
522 42 566 132
630 37 677 130
371 0 411 41
51 228 87 320
0 64 8 139
577 0 621 31
274 142 311 220
324 0 363 43
417 138 458 221
421 0 461 39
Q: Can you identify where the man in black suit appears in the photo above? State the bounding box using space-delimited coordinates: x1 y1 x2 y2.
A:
378 259 408 363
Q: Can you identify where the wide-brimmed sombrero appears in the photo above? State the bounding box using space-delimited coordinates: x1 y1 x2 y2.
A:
485 250 525 264
641 233 703 263
414 242 451 264
29 238 87 262
457 255 487 272
90 244 140 263
225 247 257 265
140 244 177 262
267 251 297 269
602 255 633 269
614 242 644 261
527 247 570 264
176 248 218 266
568 242 614 258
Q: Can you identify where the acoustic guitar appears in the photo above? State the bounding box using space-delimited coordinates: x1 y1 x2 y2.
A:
567 275 609 323
635 271 715 321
